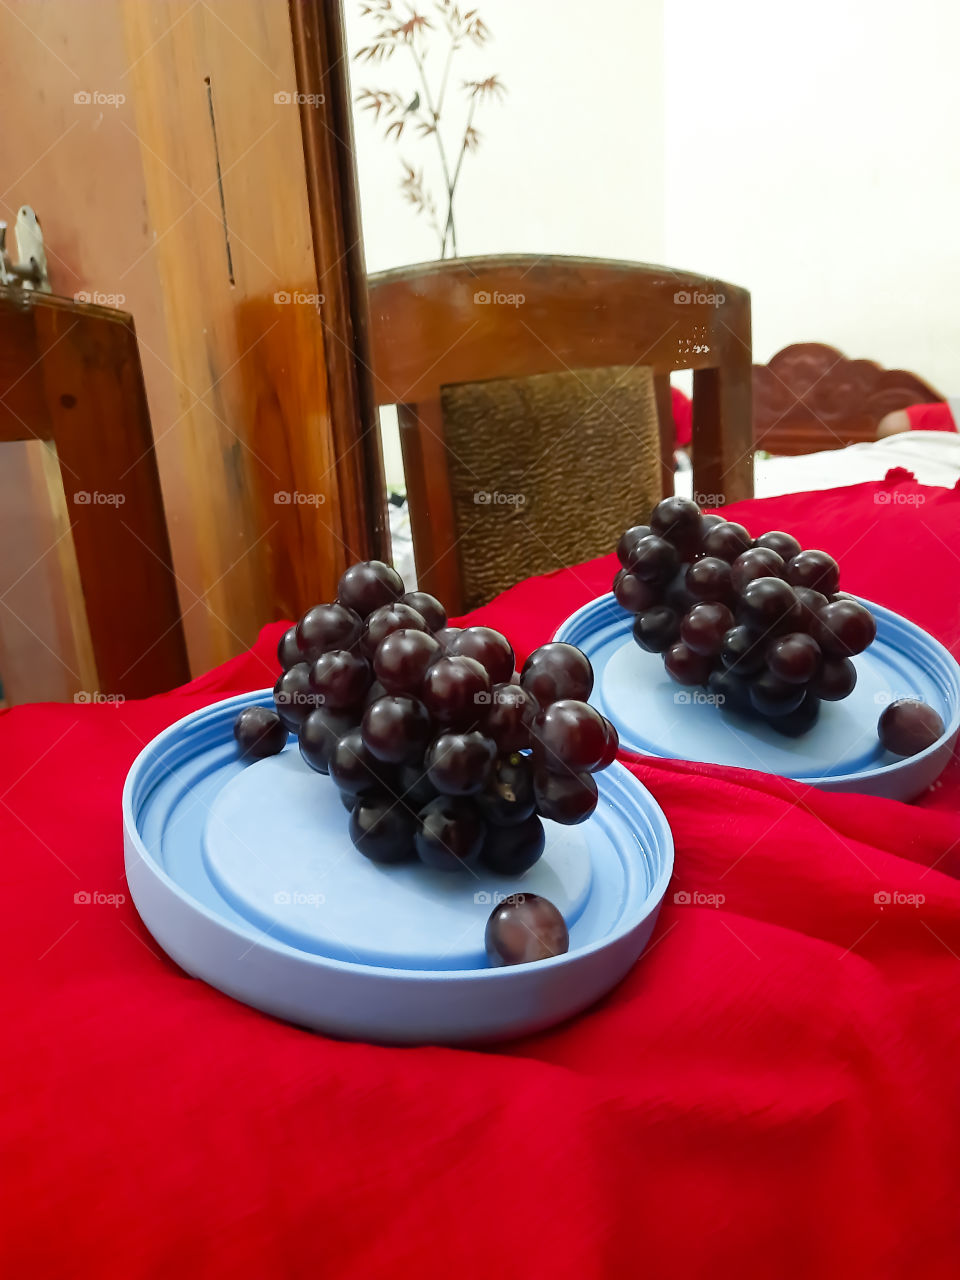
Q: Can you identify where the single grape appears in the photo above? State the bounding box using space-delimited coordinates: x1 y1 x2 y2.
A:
664 568 698 617
878 698 945 756
476 752 536 826
786 549 840 596
339 790 357 814
738 577 801 635
483 682 538 752
447 626 515 684
597 716 619 769
298 707 360 773
616 524 651 569
613 568 659 613
396 763 437 812
296 602 362 662
749 670 806 718
337 560 404 618
664 642 714 686
421 655 491 729
309 649 371 710
415 796 485 871
533 769 599 825
755 530 802 562
685 556 734 605
401 590 447 632
234 706 288 759
769 692 822 737
794 586 829 631
520 643 593 704
767 632 822 684
274 662 321 730
373 628 442 695
364 679 389 706
480 814 545 876
531 700 608 774
810 657 857 701
719 625 766 676
623 534 678 585
360 602 428 658
730 547 785 594
277 625 301 671
702 521 751 563
816 600 876 657
361 695 432 764
329 728 384 796
632 605 681 654
707 666 754 715
484 893 569 967
680 602 735 656
425 731 498 795
349 792 417 864
432 626 463 653
650 496 703 556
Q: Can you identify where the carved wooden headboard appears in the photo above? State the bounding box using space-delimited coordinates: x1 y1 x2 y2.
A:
752 343 943 455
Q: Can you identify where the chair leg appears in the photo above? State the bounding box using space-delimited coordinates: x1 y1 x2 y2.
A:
653 374 675 499
397 399 464 614
692 361 754 507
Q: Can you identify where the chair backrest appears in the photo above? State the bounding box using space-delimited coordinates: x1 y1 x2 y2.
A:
368 255 753 611
0 287 188 700
753 342 943 455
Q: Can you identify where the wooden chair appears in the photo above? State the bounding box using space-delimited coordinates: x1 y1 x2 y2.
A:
753 342 943 455
368 255 753 612
0 288 189 701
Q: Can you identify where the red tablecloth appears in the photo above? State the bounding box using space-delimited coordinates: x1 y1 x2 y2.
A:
2 473 960 1279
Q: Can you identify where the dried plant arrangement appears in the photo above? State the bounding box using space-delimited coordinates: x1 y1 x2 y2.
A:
354 1 505 258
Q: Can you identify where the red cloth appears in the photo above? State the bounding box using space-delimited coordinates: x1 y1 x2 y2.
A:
2 471 960 1279
905 402 957 433
671 385 693 448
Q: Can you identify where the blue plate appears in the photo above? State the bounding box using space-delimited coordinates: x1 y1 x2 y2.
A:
554 593 960 801
123 691 674 1045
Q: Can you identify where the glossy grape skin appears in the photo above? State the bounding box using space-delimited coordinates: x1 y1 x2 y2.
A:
616 524 651 569
296 602 362 662
786 549 840 596
664 642 714 686
730 547 785 594
738 577 801 635
878 698 945 756
482 682 538 752
337 560 404 618
769 692 822 737
447 626 515 684
632 605 681 654
650 496 703 556
274 662 320 730
361 695 432 764
299 707 360 773
349 792 417 864
664 568 698 617
623 534 678 585
309 650 371 710
424 730 498 795
329 728 384 796
767 632 822 684
700 513 726 534
277 626 302 671
685 556 734 605
702 521 751 563
373 628 442 695
421 655 491 729
598 716 619 769
816 600 877 657
401 590 447 633
415 796 485 871
477 752 536 826
681 602 735 656
755 530 802 562
613 568 659 613
233 706 288 759
707 666 754 716
531 700 608 774
533 768 599 825
719 625 767 676
485 893 569 966
395 762 437 811
520 643 593 705
432 626 463 653
480 814 545 876
749 670 806 718
811 657 857 701
360 602 428 658
794 586 829 632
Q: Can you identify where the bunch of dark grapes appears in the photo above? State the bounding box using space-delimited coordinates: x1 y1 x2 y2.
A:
239 560 618 876
613 498 877 736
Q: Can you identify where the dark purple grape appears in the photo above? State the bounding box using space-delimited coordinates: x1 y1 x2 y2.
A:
296 603 362 662
664 642 713 686
730 548 785 594
767 632 822 684
534 769 598 825
298 707 360 773
786 549 840 596
360 602 428 659
373 628 442 695
234 706 288 759
702 521 751 563
720 625 766 675
447 626 515 684
401 590 447 632
613 568 659 613
624 534 678 585
707 666 754 715
424 731 497 795
432 626 462 653
277 625 301 671
749 670 806 718
477 752 536 826
340 790 357 813
415 796 485 871
329 728 384 796
483 683 538 752
349 792 416 864
794 586 829 631
361 695 432 764
738 577 800 635
421 655 491 729
755 530 801 562
700 513 725 534
531 700 608 774
485 893 569 966
810 657 857 701
680 602 735 656
364 679 389 707
274 662 321 730
878 699 945 756
685 556 734 605
664 568 698 617
396 763 438 811
480 814 545 876
632 605 681 654
598 716 619 769
337 560 404 618
769 692 821 737
520 643 593 705
309 649 371 710
650 496 703 556
616 524 651 569
816 600 876 657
